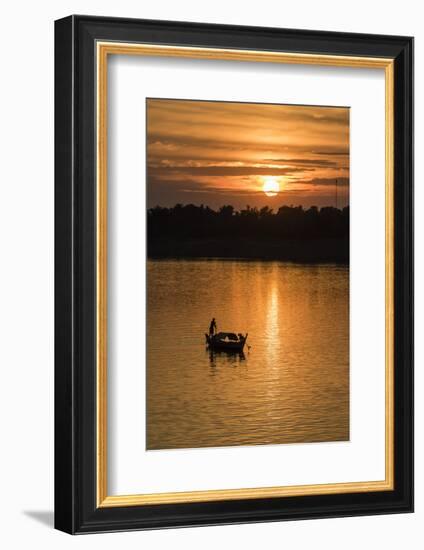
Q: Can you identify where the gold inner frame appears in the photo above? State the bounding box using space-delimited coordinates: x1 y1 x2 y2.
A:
96 41 395 508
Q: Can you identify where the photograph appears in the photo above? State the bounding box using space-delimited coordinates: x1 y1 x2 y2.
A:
146 98 350 450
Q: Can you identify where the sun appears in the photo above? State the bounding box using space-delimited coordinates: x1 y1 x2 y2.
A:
262 177 280 197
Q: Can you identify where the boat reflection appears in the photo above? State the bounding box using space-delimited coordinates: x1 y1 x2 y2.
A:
207 347 246 368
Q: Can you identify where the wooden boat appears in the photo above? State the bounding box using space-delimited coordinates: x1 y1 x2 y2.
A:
205 331 248 352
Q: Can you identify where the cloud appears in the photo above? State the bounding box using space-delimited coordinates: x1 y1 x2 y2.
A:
262 158 338 167
148 164 314 177
148 176 262 196
300 177 349 187
311 149 349 156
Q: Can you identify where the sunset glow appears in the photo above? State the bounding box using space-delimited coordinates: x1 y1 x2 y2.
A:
262 177 280 197
147 99 349 209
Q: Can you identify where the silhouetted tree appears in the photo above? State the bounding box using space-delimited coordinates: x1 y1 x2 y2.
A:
148 203 349 245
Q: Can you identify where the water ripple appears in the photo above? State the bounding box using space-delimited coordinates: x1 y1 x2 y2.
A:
147 259 349 450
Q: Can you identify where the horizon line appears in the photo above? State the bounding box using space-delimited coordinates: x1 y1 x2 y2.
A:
148 203 349 212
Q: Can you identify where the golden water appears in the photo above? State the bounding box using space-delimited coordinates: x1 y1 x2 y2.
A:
147 259 349 450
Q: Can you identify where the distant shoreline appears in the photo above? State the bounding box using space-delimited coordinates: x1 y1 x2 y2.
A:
148 238 349 264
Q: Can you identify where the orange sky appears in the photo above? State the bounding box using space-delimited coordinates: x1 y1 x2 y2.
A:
147 98 349 210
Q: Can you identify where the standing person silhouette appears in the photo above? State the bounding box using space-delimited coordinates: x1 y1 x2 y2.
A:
209 318 217 336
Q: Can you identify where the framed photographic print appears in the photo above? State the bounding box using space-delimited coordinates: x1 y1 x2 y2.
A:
54 15 413 534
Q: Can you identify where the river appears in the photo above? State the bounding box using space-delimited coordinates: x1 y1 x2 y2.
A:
147 259 349 450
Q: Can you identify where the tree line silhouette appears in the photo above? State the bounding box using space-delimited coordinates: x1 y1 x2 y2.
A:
149 203 348 239
148 204 349 262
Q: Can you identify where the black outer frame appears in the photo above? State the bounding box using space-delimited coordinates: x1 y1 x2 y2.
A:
54 15 414 534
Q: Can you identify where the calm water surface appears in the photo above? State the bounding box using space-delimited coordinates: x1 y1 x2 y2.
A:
147 259 349 450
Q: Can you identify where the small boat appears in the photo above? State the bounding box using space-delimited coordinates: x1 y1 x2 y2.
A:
205 331 248 352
